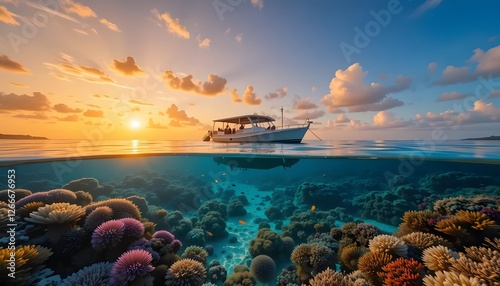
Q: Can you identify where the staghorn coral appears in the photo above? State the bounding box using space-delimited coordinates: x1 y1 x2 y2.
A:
357 251 393 286
422 245 459 272
423 271 485 286
484 237 500 250
85 198 141 220
165 258 206 286
400 231 453 249
25 202 85 224
340 244 367 271
110 249 154 286
369 234 408 257
61 262 113 286
250 255 276 283
378 257 425 286
181 246 209 265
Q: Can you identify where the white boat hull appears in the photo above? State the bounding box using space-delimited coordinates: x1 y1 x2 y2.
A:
211 126 309 143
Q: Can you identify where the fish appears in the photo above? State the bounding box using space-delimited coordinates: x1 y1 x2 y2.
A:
207 231 213 237
215 179 219 183
311 205 316 211
232 184 236 187
239 220 246 225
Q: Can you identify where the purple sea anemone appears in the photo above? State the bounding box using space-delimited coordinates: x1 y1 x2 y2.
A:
171 239 183 253
91 219 125 251
152 230 175 244
119 217 145 238
110 249 154 286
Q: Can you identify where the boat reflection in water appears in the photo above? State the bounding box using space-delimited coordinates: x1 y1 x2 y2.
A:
213 156 300 170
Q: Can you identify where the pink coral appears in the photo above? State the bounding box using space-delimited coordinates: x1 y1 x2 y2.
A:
91 219 125 251
110 249 154 286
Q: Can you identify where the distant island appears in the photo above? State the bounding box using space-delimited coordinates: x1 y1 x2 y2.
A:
0 133 48 140
462 135 500 140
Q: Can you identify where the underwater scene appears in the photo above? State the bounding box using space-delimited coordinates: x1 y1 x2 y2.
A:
1 141 500 286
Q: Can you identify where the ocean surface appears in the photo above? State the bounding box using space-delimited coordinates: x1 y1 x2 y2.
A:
0 139 499 285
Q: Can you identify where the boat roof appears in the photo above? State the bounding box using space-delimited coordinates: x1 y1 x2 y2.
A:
213 114 275 124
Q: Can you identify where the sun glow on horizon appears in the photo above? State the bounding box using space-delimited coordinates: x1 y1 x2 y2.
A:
130 120 141 129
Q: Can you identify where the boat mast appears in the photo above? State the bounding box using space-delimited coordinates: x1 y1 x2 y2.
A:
281 106 283 129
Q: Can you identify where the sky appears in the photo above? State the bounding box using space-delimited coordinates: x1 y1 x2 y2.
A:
0 0 500 141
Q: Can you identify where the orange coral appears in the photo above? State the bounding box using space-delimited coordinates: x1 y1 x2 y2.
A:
340 244 367 271
378 257 425 286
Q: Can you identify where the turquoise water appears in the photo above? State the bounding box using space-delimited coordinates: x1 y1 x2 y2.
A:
0 140 499 285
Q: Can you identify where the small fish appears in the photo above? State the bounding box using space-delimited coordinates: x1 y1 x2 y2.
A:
215 179 219 183
239 220 246 225
232 184 236 187
207 231 213 237
311 205 316 211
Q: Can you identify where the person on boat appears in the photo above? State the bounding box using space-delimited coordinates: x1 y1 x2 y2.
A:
240 124 244 130
225 124 230 134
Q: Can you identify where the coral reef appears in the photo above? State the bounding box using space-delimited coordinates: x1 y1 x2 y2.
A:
164 258 206 286
378 257 425 286
250 254 277 283
60 262 113 285
248 228 293 260
207 260 227 285
181 246 209 265
109 249 154 286
290 243 337 283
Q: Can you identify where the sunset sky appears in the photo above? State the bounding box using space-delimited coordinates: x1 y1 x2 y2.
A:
1 0 500 140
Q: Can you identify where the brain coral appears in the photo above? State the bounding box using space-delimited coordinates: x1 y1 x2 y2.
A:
368 234 408 257
164 258 206 286
61 262 113 286
250 255 276 283
110 249 154 286
91 219 125 251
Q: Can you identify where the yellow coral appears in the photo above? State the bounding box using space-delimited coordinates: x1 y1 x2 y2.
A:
18 201 45 218
368 234 408 257
435 217 469 238
400 231 453 249
455 210 500 231
340 244 367 271
423 271 485 286
25 203 85 224
450 246 500 284
422 245 458 271
398 210 439 235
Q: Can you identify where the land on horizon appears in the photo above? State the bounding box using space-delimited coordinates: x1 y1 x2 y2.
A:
462 135 500 140
0 133 48 140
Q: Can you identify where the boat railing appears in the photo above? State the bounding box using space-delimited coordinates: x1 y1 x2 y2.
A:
276 119 312 130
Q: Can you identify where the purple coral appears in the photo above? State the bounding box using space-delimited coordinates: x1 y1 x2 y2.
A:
110 249 154 286
152 230 175 244
480 207 500 220
170 239 183 253
119 218 145 238
91 219 125 251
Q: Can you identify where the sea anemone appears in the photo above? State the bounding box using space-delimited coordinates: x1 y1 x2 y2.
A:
61 262 113 286
119 217 145 238
152 230 175 244
25 203 85 225
83 206 114 231
91 219 125 251
400 231 453 249
422 245 459 271
164 258 206 286
423 271 482 286
357 251 393 286
378 257 425 286
110 249 154 286
250 255 277 283
369 234 408 257
181 246 209 265
340 244 367 271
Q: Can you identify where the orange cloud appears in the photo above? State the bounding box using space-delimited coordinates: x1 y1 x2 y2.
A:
13 112 49 120
148 118 168 129
321 63 410 112
292 110 324 120
128 99 153 106
242 86 261 105
9 82 29 88
53 103 82 113
163 71 227 96
197 35 210 48
230 88 242 103
83 109 104 117
112 56 145 76
152 9 190 39
0 5 19 25
99 18 120 32
0 54 30 73
293 97 317 110
265 87 287 100
63 0 96 17
58 114 79 121
372 111 410 128
166 104 199 126
0 92 50 111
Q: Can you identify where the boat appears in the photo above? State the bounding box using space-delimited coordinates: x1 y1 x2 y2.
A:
202 112 312 143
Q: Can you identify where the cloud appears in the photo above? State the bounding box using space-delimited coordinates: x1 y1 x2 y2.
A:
128 99 153 106
152 9 190 39
334 114 350 124
0 92 50 111
434 45 500 85
13 112 48 120
321 63 411 112
230 88 242 103
197 35 210 48
100 18 120 32
265 87 287 100
293 97 317 110
235 33 243 43
372 111 411 128
0 5 19 25
166 104 199 126
437 91 469 102
92 94 110 99
250 0 264 9
242 86 261 105
411 0 442 17
83 109 104 117
416 100 500 127
0 54 29 73
163 71 227 96
53 103 82 113
292 110 324 120
428 62 437 73
111 56 145 76
9 82 28 88
147 118 168 129
58 114 79 121
311 86 317 92
63 0 96 17
25 1 79 23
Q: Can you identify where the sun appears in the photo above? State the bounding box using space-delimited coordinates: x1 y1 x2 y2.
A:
129 120 141 129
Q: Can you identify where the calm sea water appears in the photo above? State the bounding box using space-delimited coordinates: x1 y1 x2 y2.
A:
1 139 499 285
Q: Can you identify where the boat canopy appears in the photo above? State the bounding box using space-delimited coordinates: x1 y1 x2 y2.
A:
213 114 275 124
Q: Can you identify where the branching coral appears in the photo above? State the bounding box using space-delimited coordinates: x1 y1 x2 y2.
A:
378 257 425 286
400 231 453 250
309 267 345 286
164 258 206 286
369 234 408 257
423 271 484 286
422 245 459 272
450 246 500 284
